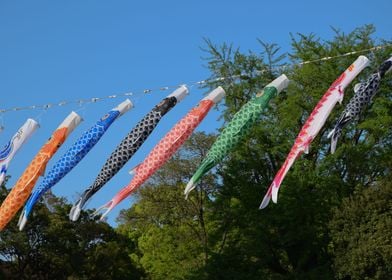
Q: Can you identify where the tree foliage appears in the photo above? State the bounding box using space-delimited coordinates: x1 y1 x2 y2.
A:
116 132 217 280
0 185 143 280
329 175 392 280
118 25 391 279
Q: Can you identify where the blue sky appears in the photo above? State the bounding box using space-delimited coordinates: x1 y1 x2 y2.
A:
0 0 390 226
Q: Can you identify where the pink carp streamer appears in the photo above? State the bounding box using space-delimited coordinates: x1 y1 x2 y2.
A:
93 87 226 220
260 55 370 209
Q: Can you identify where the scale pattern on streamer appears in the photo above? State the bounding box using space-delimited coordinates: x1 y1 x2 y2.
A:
197 87 277 174
80 96 178 201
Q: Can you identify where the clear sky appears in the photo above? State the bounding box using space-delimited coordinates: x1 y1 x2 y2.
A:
0 0 390 226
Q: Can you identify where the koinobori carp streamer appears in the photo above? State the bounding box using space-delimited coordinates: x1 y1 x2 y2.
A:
260 55 370 209
69 86 188 221
0 112 81 230
91 87 225 220
184 74 290 198
328 56 392 153
18 99 132 230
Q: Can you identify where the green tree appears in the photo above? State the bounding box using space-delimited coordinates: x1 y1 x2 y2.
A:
117 132 217 280
204 26 392 279
328 175 392 280
0 186 143 280
201 25 391 279
119 25 391 280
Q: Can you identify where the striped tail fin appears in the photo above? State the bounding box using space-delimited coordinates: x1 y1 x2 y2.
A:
69 194 88 222
259 150 299 209
92 184 134 220
327 127 341 154
259 176 285 209
69 181 103 221
17 208 29 231
328 113 351 154
0 165 7 186
184 159 214 199
259 185 273 209
92 200 115 221
17 190 41 230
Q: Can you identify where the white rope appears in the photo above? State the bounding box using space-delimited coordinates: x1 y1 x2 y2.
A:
0 44 390 115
